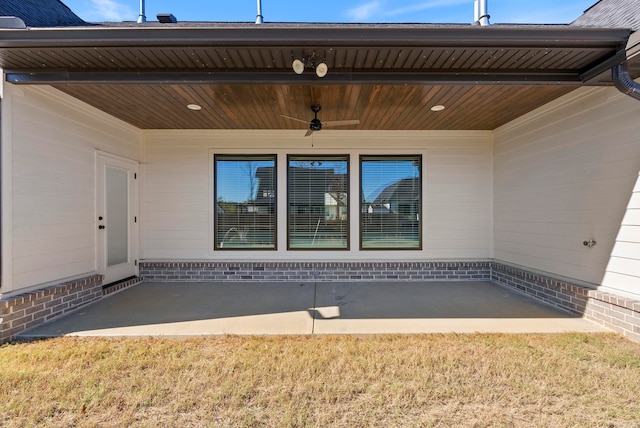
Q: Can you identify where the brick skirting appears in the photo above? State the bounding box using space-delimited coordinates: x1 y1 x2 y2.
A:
2 261 639 343
584 291 640 342
491 262 640 343
0 274 103 343
141 259 640 342
139 261 492 282
491 263 590 315
103 276 144 296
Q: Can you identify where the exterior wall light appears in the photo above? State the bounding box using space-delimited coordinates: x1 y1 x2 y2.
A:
292 59 306 74
315 62 328 78
292 54 328 78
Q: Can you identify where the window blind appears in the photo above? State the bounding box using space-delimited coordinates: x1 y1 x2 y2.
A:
360 155 421 249
287 155 349 249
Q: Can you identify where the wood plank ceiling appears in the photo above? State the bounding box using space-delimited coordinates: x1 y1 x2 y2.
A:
53 83 573 130
0 24 631 131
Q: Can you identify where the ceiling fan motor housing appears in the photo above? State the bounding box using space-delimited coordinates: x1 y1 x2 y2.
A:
310 118 322 131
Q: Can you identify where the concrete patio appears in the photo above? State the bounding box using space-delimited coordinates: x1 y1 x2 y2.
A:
19 281 610 338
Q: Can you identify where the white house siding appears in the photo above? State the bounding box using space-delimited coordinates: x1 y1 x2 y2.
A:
4 85 141 294
601 171 640 299
141 130 493 262
494 86 640 294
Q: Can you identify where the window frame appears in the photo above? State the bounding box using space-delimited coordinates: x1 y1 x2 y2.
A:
359 154 423 251
213 154 278 251
286 154 350 251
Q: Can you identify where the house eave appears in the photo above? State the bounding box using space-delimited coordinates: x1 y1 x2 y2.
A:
0 25 631 86
4 69 594 86
0 24 631 49
0 23 633 130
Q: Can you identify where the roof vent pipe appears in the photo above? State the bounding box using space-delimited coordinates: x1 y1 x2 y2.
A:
137 0 146 23
255 0 264 24
612 62 640 102
474 0 490 26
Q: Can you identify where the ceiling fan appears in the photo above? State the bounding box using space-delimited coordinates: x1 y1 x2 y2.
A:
280 105 360 136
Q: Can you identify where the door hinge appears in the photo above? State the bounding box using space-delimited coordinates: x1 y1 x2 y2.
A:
134 173 137 179
135 260 138 266
134 216 137 223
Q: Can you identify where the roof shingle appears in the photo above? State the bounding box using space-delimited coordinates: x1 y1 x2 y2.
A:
0 0 85 27
572 0 640 31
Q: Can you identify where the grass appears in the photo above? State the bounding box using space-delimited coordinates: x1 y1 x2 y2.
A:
1 333 640 427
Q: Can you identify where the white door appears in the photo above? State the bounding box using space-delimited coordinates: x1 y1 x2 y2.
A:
96 153 138 284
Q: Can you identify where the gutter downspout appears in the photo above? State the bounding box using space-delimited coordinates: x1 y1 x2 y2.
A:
612 62 640 101
612 31 640 101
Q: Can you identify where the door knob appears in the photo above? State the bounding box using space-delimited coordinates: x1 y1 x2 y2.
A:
98 225 105 230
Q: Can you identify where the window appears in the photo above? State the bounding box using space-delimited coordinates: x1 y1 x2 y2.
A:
214 155 276 250
360 155 421 249
288 155 349 249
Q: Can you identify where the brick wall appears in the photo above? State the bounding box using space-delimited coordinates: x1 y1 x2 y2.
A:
584 290 640 343
491 263 589 315
492 262 640 343
2 261 638 343
139 261 492 282
0 274 103 343
103 276 143 296
139 260 640 342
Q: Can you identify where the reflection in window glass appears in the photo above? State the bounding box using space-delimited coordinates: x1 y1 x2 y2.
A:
214 155 276 249
288 156 349 249
360 155 421 249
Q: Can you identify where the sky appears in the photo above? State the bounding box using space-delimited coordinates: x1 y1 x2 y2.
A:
60 0 598 24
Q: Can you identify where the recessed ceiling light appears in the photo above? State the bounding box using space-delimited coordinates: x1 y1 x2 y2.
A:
187 104 202 111
430 105 445 112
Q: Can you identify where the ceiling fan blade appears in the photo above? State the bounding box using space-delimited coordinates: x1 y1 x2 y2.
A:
304 129 314 137
323 119 361 127
280 114 309 124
